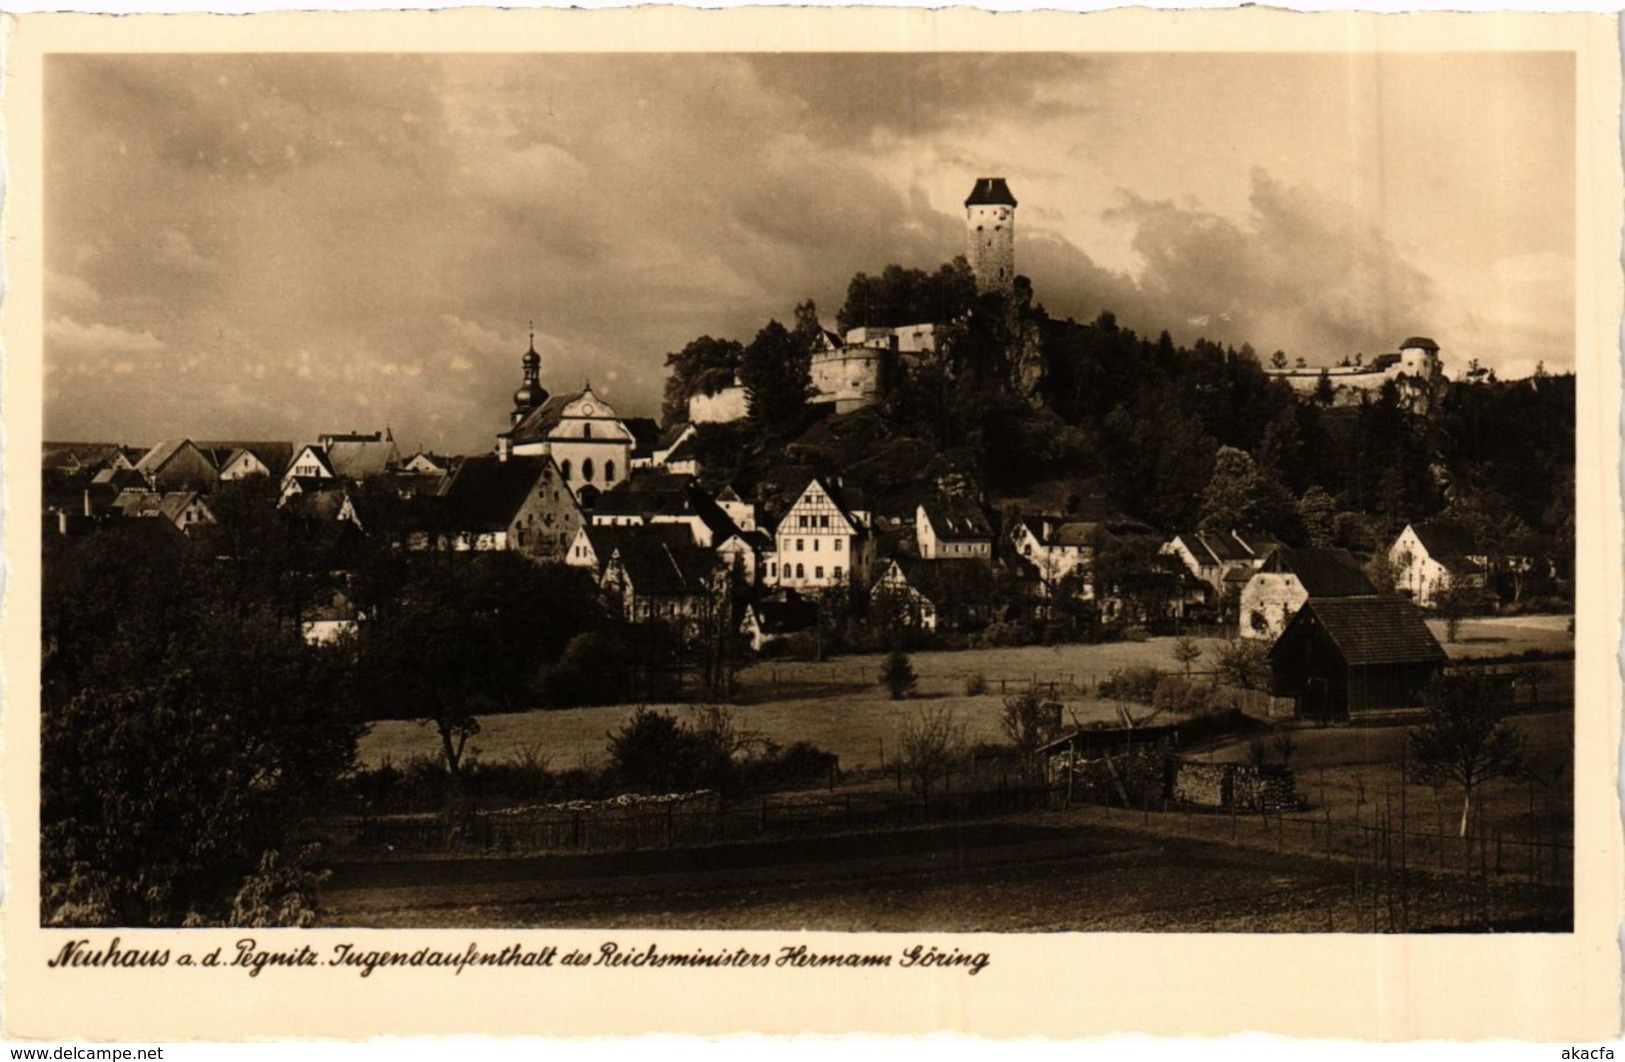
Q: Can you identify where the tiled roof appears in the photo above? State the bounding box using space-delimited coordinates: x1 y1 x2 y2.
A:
1258 547 1377 597
1275 596 1447 667
608 539 716 597
1050 522 1099 548
208 442 294 476
584 523 694 559
440 454 549 532
922 497 993 540
1411 521 1480 561
134 439 190 474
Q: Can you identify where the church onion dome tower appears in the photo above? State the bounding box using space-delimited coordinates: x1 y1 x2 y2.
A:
511 327 549 427
965 177 1018 295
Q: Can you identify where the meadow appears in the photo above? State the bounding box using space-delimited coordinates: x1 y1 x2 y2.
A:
357 617 1572 774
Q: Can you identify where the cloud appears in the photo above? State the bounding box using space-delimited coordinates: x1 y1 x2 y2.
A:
46 316 166 356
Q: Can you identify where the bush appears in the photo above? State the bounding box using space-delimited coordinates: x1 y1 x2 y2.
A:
1099 666 1162 705
963 671 989 696
534 632 633 708
1152 675 1217 715
898 706 967 794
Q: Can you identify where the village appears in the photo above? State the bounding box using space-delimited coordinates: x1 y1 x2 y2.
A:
42 178 1575 933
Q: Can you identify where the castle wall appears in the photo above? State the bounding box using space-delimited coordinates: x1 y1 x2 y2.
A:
810 350 882 410
688 386 749 424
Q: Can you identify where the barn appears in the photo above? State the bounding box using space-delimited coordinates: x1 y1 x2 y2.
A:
1267 596 1447 720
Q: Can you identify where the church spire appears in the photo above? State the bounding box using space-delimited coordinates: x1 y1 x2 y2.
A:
511 321 548 427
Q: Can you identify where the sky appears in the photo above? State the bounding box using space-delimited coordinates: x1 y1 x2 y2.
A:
45 51 1575 453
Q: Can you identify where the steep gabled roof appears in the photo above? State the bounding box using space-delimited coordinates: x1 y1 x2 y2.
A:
1410 521 1481 561
608 539 716 597
288 446 337 479
584 523 694 559
210 442 294 476
1272 596 1447 667
440 454 550 532
1258 547 1378 597
921 497 993 540
134 439 192 474
156 492 206 524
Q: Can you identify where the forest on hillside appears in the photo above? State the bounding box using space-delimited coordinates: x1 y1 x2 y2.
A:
659 258 1575 577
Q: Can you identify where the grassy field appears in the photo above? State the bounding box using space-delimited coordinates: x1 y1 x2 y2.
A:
356 619 1574 776
358 635 1240 773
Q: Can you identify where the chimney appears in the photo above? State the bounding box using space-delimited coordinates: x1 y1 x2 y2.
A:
83 489 93 518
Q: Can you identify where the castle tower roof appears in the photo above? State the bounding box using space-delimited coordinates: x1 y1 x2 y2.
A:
964 177 1018 208
1399 336 1440 352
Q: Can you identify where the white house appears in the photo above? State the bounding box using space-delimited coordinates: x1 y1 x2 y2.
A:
916 498 993 563
1389 521 1488 607
1009 515 1100 596
768 476 873 592
1237 547 1377 640
501 384 635 505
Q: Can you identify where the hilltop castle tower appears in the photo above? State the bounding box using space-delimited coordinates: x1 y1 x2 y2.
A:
965 177 1017 294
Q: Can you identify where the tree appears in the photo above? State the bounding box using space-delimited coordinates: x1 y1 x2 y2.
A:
42 532 361 926
1171 635 1203 676
739 319 812 433
1270 350 1289 370
661 335 744 427
1408 672 1526 837
1296 486 1339 548
880 649 918 700
1212 637 1270 692
1198 446 1271 532
1313 369 1336 407
1000 691 1058 774
1432 579 1482 643
898 706 967 794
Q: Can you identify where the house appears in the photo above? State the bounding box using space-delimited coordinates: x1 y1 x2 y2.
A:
870 556 1000 633
318 431 400 481
714 485 758 532
662 432 701 477
1160 529 1280 598
134 439 219 492
1389 521 1489 606
400 451 452 476
768 476 874 592
740 593 821 652
565 523 695 576
1008 515 1101 595
406 453 581 561
590 471 739 547
1099 553 1213 627
211 442 294 482
1267 596 1448 720
112 490 214 533
623 418 665 470
282 484 366 533
43 442 133 478
600 537 723 628
715 528 776 587
1238 547 1377 641
916 498 993 563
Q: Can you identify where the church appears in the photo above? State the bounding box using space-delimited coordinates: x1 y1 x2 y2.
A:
496 331 636 507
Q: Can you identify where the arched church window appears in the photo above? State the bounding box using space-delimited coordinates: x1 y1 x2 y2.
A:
605 460 616 483
583 423 593 439
561 460 572 482
583 458 595 482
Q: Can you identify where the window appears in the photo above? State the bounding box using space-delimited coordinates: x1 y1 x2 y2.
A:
583 423 592 439
833 538 842 551
815 566 824 579
605 460 616 483
796 564 805 579
561 460 572 482
583 458 595 482
813 539 820 552
770 563 777 578
820 515 830 528
833 566 843 581
796 539 804 551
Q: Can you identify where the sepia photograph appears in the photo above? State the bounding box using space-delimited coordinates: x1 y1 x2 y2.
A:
7 7 1622 1042
37 47 1583 934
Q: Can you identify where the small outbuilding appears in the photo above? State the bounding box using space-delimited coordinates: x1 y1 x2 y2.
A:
1267 596 1448 720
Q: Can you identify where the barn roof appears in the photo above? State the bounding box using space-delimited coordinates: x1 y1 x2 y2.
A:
921 497 993 540
1410 520 1481 561
1274 596 1447 667
440 454 549 532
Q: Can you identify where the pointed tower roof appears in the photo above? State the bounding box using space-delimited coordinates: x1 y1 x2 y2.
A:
964 177 1017 208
